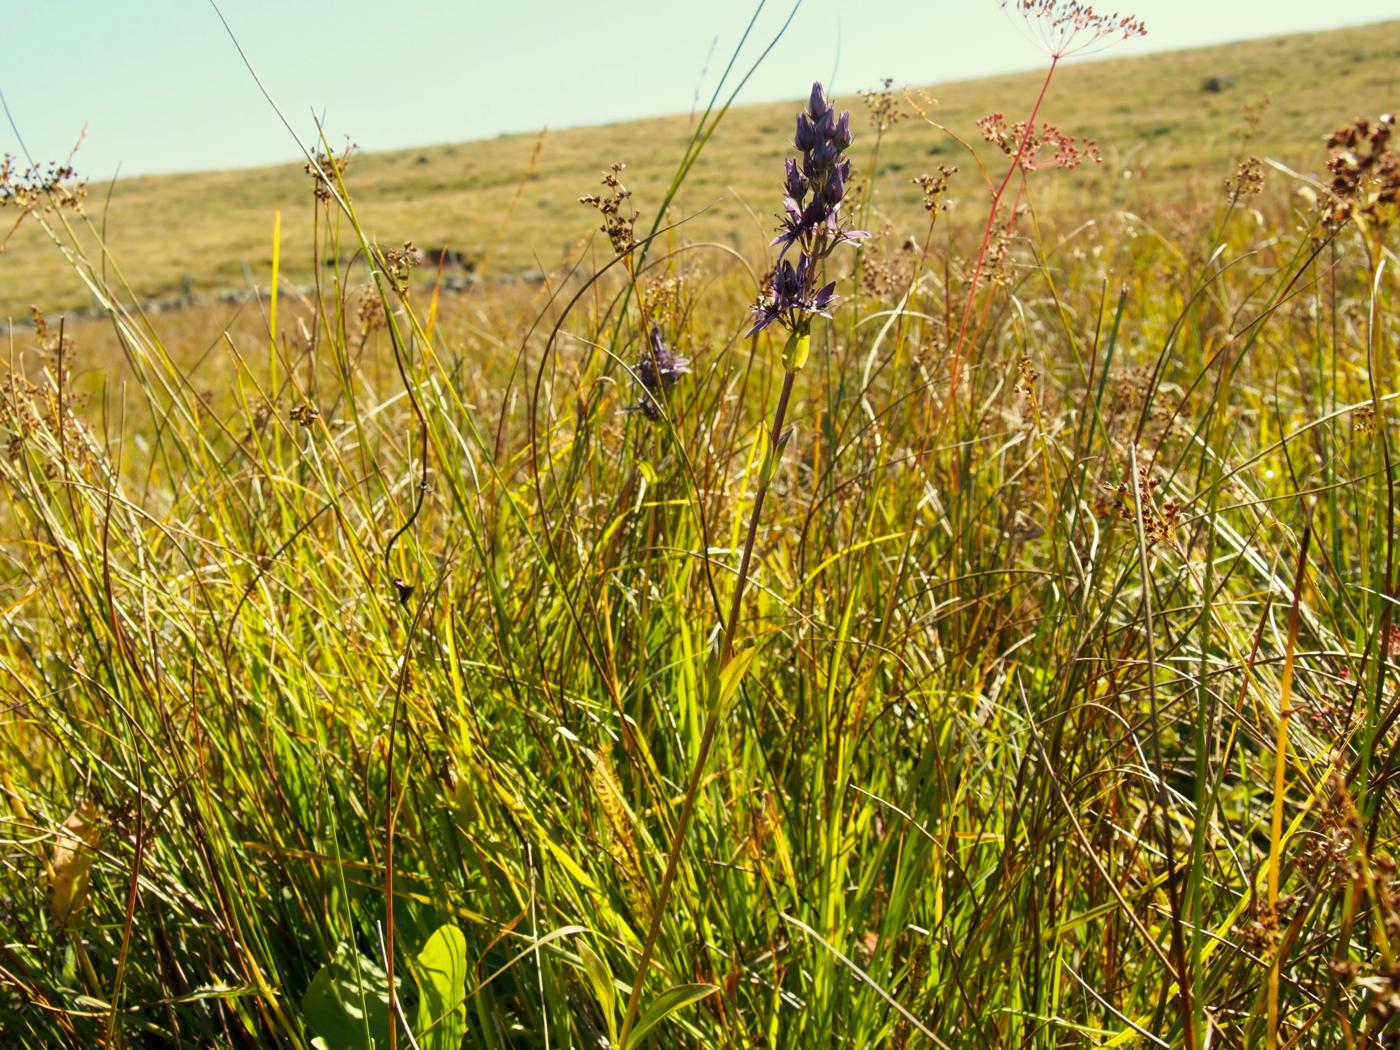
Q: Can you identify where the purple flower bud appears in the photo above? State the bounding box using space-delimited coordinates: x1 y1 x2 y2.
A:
784 159 808 201
832 111 852 150
795 114 818 152
822 164 846 207
636 325 691 391
775 257 802 300
808 82 829 119
811 139 841 171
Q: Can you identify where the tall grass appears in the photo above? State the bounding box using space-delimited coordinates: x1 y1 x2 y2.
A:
2 9 1399 1048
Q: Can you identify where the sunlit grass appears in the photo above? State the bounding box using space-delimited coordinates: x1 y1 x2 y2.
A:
2 11 1400 1049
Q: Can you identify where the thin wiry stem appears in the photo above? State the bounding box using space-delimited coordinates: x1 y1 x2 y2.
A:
619 364 798 1047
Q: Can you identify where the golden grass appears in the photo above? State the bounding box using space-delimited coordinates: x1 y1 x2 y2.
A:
2 19 1396 319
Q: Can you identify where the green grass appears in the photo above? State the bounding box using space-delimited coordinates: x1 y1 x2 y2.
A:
2 11 1400 1049
1 18 1396 318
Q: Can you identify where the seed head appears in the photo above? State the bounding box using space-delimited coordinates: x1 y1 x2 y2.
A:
1002 1 1146 58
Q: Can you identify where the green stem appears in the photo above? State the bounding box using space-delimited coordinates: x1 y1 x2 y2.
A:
618 349 801 1047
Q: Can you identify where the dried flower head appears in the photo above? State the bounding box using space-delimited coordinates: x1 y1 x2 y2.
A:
289 404 321 427
1322 113 1398 229
305 140 355 203
1002 0 1147 57
580 162 637 257
977 114 1101 170
1223 156 1265 203
861 78 908 135
30 307 74 358
379 241 420 292
914 165 958 213
861 228 920 300
1112 462 1182 544
357 286 387 335
1353 404 1377 436
0 156 85 215
0 154 85 253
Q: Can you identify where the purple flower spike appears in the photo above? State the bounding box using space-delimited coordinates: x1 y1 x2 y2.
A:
756 81 866 338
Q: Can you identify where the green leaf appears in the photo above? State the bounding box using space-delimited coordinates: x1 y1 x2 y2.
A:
717 648 757 712
578 940 618 1045
301 942 395 1050
628 982 718 1046
414 924 468 1050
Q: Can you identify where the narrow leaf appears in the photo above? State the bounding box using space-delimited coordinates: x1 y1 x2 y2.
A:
717 648 757 712
578 940 618 1044
628 983 718 1046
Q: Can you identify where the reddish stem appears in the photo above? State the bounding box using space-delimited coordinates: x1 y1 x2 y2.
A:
946 56 1060 409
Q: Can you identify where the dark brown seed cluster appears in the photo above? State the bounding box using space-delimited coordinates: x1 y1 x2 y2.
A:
1111 463 1181 543
380 241 420 291
289 404 320 427
1301 776 1360 885
1323 113 1398 228
357 286 387 335
913 164 958 214
1353 404 1377 436
0 316 92 478
304 141 355 203
1224 156 1265 203
0 156 85 215
30 307 74 358
860 231 919 300
579 162 636 258
0 155 85 254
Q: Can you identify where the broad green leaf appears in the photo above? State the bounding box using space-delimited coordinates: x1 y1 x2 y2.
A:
578 940 618 1045
628 982 718 1047
301 942 394 1050
414 924 468 1050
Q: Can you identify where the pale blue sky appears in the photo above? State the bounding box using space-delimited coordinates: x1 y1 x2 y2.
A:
2 0 1396 180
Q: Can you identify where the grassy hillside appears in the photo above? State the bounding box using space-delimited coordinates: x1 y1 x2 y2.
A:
2 18 1397 318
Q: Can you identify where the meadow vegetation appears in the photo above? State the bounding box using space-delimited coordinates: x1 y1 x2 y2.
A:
2 4 1400 1047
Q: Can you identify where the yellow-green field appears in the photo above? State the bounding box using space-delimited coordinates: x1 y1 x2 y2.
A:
3 18 1396 318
